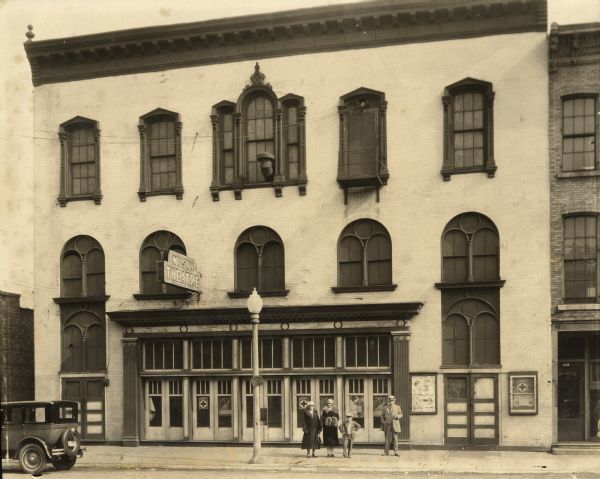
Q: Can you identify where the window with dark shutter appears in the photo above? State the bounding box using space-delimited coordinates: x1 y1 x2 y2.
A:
338 88 388 204
138 230 187 297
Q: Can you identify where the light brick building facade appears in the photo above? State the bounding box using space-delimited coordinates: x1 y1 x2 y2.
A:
24 0 552 448
549 22 600 446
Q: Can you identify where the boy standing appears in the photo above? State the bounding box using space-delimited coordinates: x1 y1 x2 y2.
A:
338 412 362 458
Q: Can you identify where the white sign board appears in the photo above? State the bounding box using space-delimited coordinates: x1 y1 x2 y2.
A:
159 250 201 292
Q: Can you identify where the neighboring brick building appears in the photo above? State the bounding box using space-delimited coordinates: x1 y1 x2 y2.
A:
24 0 552 448
0 291 34 402
549 22 600 446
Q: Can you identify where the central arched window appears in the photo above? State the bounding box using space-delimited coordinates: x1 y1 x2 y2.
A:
62 311 106 372
61 236 105 298
139 230 186 295
334 219 395 292
231 226 285 296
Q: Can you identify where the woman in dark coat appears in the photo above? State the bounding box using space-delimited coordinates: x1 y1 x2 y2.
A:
321 399 340 457
301 401 321 457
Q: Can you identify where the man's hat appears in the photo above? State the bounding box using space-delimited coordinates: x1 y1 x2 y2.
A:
388 395 396 400
307 400 315 406
345 412 353 417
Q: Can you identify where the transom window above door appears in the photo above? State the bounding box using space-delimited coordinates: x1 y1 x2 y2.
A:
211 63 307 200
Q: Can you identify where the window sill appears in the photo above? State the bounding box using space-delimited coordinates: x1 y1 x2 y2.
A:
138 188 183 202
133 292 193 300
557 170 600 179
227 290 289 298
211 180 307 201
53 295 110 304
58 193 103 207
435 280 505 290
441 165 496 181
332 284 397 294
557 303 600 311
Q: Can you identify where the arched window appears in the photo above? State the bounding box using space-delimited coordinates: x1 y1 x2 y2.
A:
62 311 105 372
139 231 186 295
335 219 394 292
138 108 183 201
231 226 285 296
441 212 499 283
60 236 105 298
442 298 500 367
58 116 102 206
442 78 496 180
211 63 307 200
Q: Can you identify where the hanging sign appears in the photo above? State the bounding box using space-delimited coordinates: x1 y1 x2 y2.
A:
158 250 202 292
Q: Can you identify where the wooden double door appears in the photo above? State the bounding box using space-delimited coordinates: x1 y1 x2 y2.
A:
62 377 105 441
444 374 498 446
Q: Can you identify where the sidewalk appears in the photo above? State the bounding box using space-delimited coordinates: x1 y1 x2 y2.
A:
12 445 599 475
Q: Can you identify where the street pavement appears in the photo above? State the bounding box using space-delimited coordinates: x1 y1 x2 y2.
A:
3 445 600 476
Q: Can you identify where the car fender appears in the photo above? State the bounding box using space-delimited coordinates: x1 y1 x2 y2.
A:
16 437 52 460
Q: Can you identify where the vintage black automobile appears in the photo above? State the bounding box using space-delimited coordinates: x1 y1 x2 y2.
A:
1 400 84 474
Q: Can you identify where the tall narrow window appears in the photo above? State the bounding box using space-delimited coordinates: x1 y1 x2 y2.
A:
564 215 598 301
231 226 286 297
62 311 105 372
562 95 597 172
138 108 183 201
337 88 388 204
138 230 187 296
210 64 307 200
439 212 502 368
58 117 102 206
61 236 105 298
334 219 394 292
442 78 495 180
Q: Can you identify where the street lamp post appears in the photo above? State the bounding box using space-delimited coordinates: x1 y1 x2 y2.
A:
247 288 263 464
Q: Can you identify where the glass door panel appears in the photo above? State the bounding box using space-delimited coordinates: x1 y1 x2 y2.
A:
167 380 184 440
146 380 164 440
241 378 284 442
445 376 469 444
192 380 211 440
216 380 234 440
472 375 497 444
558 362 585 441
346 378 367 442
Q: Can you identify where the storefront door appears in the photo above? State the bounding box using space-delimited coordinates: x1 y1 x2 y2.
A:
241 378 284 442
444 374 498 446
191 379 234 441
344 377 389 443
62 377 105 441
144 379 184 441
558 362 585 441
291 377 337 442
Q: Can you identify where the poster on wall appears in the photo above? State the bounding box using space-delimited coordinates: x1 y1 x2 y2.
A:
411 373 437 414
509 372 538 415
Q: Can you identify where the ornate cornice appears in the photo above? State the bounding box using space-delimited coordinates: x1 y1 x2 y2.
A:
107 302 423 327
549 22 600 72
24 0 546 86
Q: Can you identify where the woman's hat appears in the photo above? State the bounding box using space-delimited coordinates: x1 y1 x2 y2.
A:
307 400 315 406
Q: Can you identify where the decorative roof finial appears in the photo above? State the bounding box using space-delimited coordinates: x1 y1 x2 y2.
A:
25 25 35 43
248 62 270 88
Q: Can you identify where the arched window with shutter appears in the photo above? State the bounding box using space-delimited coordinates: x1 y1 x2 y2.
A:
60 236 105 298
138 230 187 296
62 311 105 372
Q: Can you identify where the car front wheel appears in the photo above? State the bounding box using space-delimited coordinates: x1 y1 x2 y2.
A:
53 456 77 470
18 443 47 474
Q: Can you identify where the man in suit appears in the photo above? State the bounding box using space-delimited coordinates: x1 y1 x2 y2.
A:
380 394 402 456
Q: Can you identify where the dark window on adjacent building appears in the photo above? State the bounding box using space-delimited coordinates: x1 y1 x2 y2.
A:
61 235 105 298
564 215 599 302
442 213 499 283
58 117 102 206
344 336 390 368
144 340 184 370
562 95 598 172
233 226 285 295
211 64 307 200
138 108 183 201
442 78 495 180
139 230 186 295
337 88 389 200
336 219 393 289
241 338 283 369
292 337 336 368
192 339 233 369
62 311 106 372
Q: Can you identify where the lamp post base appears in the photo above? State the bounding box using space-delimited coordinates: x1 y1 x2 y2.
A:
249 454 263 464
